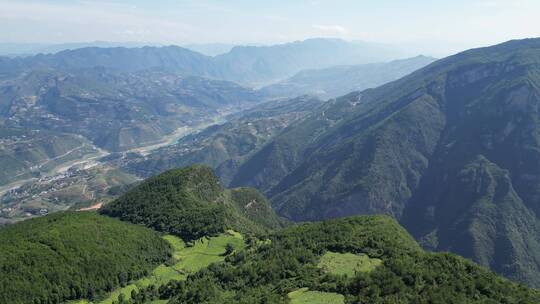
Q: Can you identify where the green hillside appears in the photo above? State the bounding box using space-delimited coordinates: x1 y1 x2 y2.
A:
100 165 284 241
2 167 540 304
164 215 539 303
0 212 171 304
122 96 323 184
220 38 540 287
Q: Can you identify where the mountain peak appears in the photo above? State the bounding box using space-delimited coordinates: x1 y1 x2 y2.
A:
100 165 284 240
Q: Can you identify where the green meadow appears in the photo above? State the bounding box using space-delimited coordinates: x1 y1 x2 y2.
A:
318 251 382 277
96 230 244 304
288 288 345 304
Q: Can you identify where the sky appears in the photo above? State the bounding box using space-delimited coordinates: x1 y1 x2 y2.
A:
1 0 539 56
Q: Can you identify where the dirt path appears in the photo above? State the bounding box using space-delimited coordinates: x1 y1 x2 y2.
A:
78 202 103 211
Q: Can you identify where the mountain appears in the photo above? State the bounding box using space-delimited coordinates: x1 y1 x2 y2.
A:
0 46 215 78
121 95 324 184
0 127 97 185
192 38 540 287
1 68 258 152
213 38 411 85
260 55 436 99
0 38 411 85
0 211 170 304
167 215 539 303
184 43 237 56
2 166 540 303
100 165 285 241
0 41 163 57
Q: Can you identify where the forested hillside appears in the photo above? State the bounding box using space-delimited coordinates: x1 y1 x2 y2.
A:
2 167 540 304
213 38 540 287
0 212 171 304
122 96 323 184
161 216 540 303
100 165 284 241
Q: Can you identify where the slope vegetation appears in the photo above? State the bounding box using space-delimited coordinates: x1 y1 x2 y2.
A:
223 38 540 287
100 165 284 241
0 212 170 304
165 215 540 303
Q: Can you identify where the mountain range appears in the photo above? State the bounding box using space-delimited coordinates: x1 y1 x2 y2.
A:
3 36 540 294
260 55 436 99
118 38 540 288
0 38 411 85
232 38 540 287
0 38 425 195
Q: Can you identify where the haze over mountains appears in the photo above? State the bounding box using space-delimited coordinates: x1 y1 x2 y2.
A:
260 55 436 99
0 38 427 194
0 38 411 85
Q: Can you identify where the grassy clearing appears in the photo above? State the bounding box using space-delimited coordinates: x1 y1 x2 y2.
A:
172 230 245 273
97 231 244 303
318 251 382 277
288 288 344 304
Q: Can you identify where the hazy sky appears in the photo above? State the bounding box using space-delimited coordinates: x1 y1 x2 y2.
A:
1 0 539 56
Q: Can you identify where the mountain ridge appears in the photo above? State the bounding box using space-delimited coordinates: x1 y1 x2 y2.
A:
208 37 540 287
0 38 414 85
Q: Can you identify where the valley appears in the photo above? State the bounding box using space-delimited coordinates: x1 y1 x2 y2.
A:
0 110 233 224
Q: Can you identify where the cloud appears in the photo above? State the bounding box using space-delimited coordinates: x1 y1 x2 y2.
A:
312 24 349 36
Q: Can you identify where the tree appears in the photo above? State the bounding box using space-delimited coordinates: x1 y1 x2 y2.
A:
224 243 235 256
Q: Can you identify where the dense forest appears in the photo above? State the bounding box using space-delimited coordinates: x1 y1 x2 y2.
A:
124 216 540 303
2 166 540 304
0 212 171 304
100 165 284 241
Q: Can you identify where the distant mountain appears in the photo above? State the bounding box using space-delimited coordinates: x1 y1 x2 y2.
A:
0 38 412 85
122 95 324 183
183 43 237 56
0 46 215 77
0 41 162 57
177 38 540 287
0 68 258 152
100 165 285 241
213 38 411 85
0 66 259 191
0 128 97 185
260 55 436 99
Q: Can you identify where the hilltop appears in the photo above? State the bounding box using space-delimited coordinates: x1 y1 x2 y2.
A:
100 165 285 240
